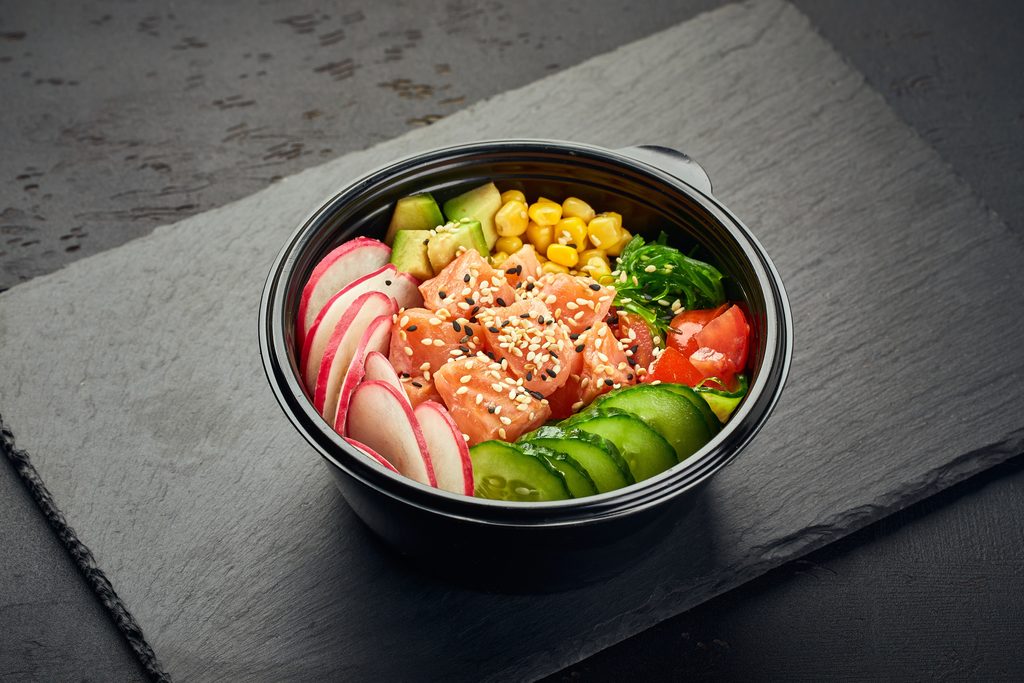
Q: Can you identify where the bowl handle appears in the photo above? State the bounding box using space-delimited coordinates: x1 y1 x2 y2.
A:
616 145 713 196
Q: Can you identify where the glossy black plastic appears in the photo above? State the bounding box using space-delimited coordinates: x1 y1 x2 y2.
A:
259 140 793 589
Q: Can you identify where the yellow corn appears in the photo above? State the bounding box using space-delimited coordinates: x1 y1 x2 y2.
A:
581 254 612 280
554 217 588 250
490 251 510 267
579 247 607 263
495 200 529 237
542 261 571 275
495 235 523 254
528 199 562 226
562 196 595 223
525 221 554 254
500 189 526 204
547 243 579 268
597 211 622 229
587 214 622 250
606 227 632 256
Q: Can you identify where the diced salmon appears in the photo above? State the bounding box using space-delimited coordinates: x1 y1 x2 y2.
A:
525 272 615 336
499 245 543 288
387 307 482 377
433 353 551 445
400 375 442 408
418 248 517 313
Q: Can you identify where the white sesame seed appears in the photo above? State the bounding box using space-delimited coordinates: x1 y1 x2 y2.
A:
456 386 469 395
403 347 414 356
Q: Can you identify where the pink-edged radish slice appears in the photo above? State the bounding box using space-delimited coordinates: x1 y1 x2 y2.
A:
344 437 399 473
313 292 396 417
331 315 393 433
347 380 436 487
296 237 391 348
414 401 473 496
390 271 424 308
301 264 395 388
362 350 406 397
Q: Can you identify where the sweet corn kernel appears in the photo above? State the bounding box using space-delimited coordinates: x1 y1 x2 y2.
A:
490 251 510 267
528 199 562 226
606 227 632 256
500 189 526 204
597 211 622 229
579 247 607 263
562 196 596 223
581 255 612 280
495 200 529 237
587 215 622 250
525 221 554 254
542 261 571 275
495 235 523 254
547 243 580 267
555 217 588 251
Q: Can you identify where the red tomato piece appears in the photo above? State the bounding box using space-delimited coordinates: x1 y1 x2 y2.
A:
694 304 750 374
667 304 728 355
645 345 706 387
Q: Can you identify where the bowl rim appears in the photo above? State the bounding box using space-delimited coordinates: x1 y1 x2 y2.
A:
259 138 793 526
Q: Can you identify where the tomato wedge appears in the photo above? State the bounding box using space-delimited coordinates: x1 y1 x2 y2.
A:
645 346 705 386
667 304 727 355
694 305 750 374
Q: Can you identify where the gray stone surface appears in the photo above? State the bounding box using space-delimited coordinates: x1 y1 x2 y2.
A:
1 1 1023 680
0 439 146 682
0 0 717 291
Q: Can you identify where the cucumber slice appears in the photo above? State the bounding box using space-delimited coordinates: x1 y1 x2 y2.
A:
597 385 712 462
524 427 634 493
469 440 570 501
519 442 597 498
572 409 677 482
658 383 721 436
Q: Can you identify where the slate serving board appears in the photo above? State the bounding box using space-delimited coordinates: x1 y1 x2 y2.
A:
1 1 1022 679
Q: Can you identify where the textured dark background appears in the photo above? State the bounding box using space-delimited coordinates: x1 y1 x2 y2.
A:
1 0 1022 680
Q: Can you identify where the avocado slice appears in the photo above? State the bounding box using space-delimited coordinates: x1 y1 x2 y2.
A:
390 229 434 281
427 219 488 272
385 193 444 245
442 182 501 249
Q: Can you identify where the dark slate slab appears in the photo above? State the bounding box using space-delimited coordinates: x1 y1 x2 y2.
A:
1 1 1022 680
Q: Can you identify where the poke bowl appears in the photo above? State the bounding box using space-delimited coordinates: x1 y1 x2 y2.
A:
259 140 792 588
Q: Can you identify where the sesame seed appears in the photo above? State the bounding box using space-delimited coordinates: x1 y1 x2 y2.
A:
545 368 557 378
496 297 507 307
460 375 472 384
463 273 471 283
588 283 601 291
604 379 615 387
403 347 414 356
499 416 512 425
475 393 483 405
494 405 502 415
574 344 585 353
453 321 462 332
498 427 507 440
456 386 469 395
644 264 657 273
420 338 433 346
400 315 410 327
407 325 418 332
411 381 422 388
438 290 447 299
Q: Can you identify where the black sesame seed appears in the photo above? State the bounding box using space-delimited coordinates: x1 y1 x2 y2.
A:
485 351 496 360
545 368 557 378
506 267 518 275
627 374 634 381
501 320 511 327
525 371 533 381
607 316 619 326
385 280 393 286
471 306 480 317
463 325 473 337
459 345 470 353
496 297 507 307
549 351 559 359
575 344 585 353
411 381 423 388
628 357 638 367
488 326 499 333
516 265 523 274
604 379 615 387
453 321 461 332
487 405 496 414
460 335 471 344
528 390 544 400
400 372 411 378
537 315 545 325
438 290 447 299
406 325 417 332
630 344 639 353
463 273 471 283
465 297 475 305
589 283 601 291
519 313 531 319
525 282 535 291
569 333 580 340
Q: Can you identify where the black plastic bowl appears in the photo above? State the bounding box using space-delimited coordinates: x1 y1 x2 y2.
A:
259 140 792 589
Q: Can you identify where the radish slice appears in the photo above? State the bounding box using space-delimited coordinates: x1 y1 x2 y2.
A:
347 380 436 487
312 292 395 416
296 237 390 348
344 437 399 473
332 315 393 434
363 351 406 397
414 401 473 496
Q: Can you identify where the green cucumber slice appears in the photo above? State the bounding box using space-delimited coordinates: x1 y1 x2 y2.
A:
524 427 634 493
572 409 677 482
658 383 722 436
519 442 597 498
596 385 712 462
469 440 570 501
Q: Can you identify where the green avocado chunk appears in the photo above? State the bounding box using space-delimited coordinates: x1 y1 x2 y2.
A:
442 182 501 249
390 229 434 281
385 193 444 245
426 219 488 272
